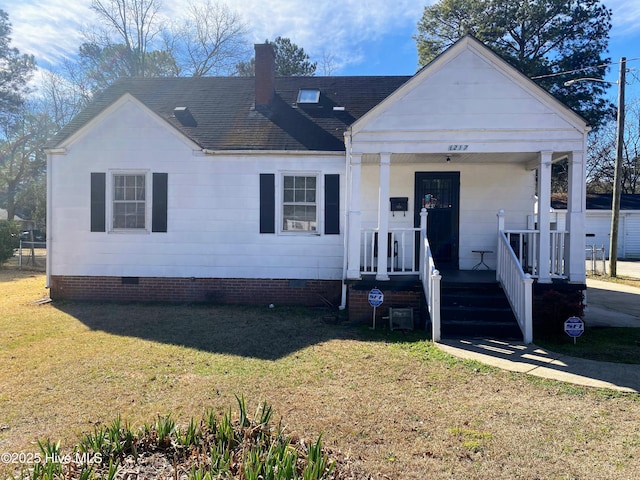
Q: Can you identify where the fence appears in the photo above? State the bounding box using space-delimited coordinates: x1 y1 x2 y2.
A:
586 244 607 275
17 241 47 271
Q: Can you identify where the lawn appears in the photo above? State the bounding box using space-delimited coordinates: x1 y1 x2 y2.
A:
537 327 640 364
1 269 640 479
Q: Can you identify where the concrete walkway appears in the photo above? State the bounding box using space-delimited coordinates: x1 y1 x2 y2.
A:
437 263 640 393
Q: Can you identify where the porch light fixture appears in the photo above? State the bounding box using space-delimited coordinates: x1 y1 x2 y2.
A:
564 57 626 277
446 156 451 163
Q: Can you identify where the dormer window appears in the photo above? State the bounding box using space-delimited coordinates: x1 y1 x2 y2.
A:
297 89 320 104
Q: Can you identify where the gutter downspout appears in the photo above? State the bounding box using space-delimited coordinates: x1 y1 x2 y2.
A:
43 148 64 289
45 151 55 289
339 131 352 310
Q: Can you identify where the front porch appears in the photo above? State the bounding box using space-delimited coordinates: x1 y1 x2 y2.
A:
347 217 581 343
341 37 590 343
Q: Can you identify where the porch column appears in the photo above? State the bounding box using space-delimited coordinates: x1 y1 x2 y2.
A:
537 151 552 283
566 150 586 283
346 154 362 279
376 153 391 281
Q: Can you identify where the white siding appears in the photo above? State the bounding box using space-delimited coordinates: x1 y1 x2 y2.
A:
360 162 535 270
556 211 640 259
50 99 345 280
351 41 585 156
584 213 615 257
625 215 640 259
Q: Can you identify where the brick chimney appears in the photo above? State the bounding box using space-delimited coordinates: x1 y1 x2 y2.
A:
254 43 275 107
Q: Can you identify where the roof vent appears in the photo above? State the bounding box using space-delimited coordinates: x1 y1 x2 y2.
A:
174 106 197 127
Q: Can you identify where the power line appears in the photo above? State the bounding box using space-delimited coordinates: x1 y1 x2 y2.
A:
530 57 640 80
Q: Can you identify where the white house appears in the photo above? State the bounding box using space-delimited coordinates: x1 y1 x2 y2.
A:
46 37 590 343
551 193 640 259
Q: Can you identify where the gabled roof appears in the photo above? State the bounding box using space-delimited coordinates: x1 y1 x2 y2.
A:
47 76 410 152
349 35 589 138
552 193 640 210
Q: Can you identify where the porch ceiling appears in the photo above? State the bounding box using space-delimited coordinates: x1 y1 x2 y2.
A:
361 152 569 165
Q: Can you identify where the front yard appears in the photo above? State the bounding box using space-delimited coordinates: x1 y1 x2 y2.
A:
1 269 639 479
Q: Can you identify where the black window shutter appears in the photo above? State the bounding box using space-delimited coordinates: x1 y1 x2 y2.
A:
90 172 106 232
259 174 275 234
152 173 168 232
324 174 340 234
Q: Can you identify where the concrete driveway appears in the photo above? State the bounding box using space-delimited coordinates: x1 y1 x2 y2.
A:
584 260 640 328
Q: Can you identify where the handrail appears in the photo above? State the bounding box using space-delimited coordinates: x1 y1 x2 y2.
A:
418 208 441 341
497 231 533 344
421 232 441 341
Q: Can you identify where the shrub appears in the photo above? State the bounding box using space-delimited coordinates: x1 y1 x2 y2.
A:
533 288 585 337
25 397 341 480
0 220 20 266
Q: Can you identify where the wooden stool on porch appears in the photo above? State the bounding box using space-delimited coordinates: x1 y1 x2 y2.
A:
472 250 492 270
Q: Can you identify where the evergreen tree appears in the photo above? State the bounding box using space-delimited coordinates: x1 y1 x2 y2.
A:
414 0 614 127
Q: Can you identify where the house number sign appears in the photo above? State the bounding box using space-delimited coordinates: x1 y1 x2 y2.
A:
448 144 469 151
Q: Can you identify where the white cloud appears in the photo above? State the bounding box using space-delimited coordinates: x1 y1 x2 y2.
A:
606 0 640 37
222 0 425 70
2 0 427 72
1 0 92 65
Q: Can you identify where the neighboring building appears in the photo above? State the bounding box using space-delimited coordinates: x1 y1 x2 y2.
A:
0 209 23 222
46 36 590 343
552 193 640 259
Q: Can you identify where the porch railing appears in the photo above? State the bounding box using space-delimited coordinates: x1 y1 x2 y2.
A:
497 231 533 344
503 230 568 279
360 228 420 274
420 227 442 341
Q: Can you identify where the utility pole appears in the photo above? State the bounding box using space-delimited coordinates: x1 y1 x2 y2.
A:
609 57 626 277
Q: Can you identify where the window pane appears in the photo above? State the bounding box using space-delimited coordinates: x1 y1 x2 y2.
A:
282 205 316 231
306 190 316 202
294 189 306 202
282 175 316 232
136 175 145 200
113 174 146 229
284 176 294 188
306 177 316 188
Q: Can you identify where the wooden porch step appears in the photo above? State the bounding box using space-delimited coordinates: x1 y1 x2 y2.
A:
439 277 522 340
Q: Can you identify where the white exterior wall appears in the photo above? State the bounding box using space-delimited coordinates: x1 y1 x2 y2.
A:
348 37 588 278
49 99 345 280
360 162 534 270
556 210 640 259
349 42 586 156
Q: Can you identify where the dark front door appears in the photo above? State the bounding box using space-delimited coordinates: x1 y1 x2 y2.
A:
415 172 460 269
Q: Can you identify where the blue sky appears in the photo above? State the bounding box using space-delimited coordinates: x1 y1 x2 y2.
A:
1 0 639 100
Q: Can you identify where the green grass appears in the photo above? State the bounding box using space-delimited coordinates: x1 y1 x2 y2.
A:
537 327 640 364
2 269 640 480
588 273 640 289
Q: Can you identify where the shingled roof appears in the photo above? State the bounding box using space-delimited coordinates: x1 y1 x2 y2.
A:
551 193 640 210
47 75 410 152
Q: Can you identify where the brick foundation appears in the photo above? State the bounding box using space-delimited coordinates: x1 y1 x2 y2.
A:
347 285 425 328
50 276 341 306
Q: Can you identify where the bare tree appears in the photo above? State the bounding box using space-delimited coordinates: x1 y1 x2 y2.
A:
35 70 90 131
587 97 640 194
90 0 164 77
319 49 337 76
171 0 249 77
0 106 51 221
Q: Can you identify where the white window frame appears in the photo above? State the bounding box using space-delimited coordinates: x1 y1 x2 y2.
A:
279 172 321 235
108 170 150 233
